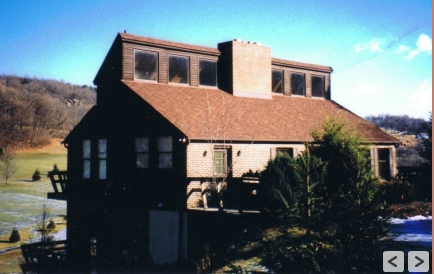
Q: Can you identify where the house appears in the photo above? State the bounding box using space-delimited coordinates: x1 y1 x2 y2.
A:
49 32 399 271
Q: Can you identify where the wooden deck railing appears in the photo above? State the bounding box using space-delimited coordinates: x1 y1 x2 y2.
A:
20 240 67 272
47 171 67 200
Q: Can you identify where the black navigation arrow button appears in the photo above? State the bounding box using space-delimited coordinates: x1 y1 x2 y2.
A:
388 256 398 267
415 256 424 268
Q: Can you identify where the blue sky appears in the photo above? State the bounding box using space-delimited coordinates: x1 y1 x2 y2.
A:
1 0 431 119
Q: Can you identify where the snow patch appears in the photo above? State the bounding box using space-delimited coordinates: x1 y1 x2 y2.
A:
390 215 432 224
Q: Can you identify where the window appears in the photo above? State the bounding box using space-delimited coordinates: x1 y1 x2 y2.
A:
168 55 189 84
199 60 217 86
134 50 158 81
291 73 305 96
276 148 294 158
83 140 91 179
311 75 324 97
158 137 172 168
272 70 283 93
378 148 391 180
135 137 149 168
98 139 107 179
213 149 227 176
90 238 97 257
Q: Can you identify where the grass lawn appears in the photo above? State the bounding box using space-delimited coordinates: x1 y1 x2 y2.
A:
7 138 67 182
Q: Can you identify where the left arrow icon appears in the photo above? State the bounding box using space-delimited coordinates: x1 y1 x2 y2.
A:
388 256 397 267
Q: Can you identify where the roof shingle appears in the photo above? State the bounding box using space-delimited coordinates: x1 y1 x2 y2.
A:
122 81 399 144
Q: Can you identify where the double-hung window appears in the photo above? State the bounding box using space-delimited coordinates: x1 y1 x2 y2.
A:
83 140 91 179
158 137 172 168
214 148 229 176
98 139 107 179
135 137 149 168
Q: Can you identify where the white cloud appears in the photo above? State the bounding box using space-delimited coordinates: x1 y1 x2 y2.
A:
354 38 383 53
395 45 410 54
402 79 432 118
404 33 432 60
416 34 432 53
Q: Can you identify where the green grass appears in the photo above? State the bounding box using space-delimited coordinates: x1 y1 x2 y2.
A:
2 139 67 183
13 154 67 182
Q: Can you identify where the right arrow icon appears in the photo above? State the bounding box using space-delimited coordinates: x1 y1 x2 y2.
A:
409 251 429 272
415 256 424 267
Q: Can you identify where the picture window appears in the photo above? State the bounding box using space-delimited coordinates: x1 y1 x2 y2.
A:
134 50 158 81
169 55 189 84
291 73 305 96
311 75 324 97
276 148 294 158
272 70 283 93
199 60 217 86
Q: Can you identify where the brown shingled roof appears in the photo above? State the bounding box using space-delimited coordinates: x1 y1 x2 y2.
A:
122 81 399 144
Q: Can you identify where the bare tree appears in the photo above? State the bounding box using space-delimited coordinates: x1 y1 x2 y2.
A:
0 152 17 184
33 201 55 243
201 90 252 210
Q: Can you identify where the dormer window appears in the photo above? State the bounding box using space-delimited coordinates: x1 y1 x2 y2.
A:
134 50 158 81
311 75 324 97
169 55 189 84
272 70 283 93
291 73 305 96
199 60 217 87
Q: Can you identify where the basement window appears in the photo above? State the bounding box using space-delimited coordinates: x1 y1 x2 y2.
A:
135 137 149 168
277 148 294 158
83 140 91 179
311 75 324 97
134 50 158 81
169 55 189 84
158 136 172 168
199 60 217 86
291 73 305 96
272 70 283 93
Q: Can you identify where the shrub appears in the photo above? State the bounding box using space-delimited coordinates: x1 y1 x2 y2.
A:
32 169 41 181
9 227 20 243
380 179 417 204
47 219 56 230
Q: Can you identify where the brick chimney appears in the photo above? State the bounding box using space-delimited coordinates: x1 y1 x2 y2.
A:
218 39 272 99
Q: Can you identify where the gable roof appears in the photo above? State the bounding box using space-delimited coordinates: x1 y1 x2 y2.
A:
122 80 399 144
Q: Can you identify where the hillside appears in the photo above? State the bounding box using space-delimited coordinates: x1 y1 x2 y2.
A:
0 75 96 150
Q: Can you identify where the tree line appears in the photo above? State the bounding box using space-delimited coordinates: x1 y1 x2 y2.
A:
365 114 428 133
0 75 96 150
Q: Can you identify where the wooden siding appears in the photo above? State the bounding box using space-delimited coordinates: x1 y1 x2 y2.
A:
122 41 218 86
